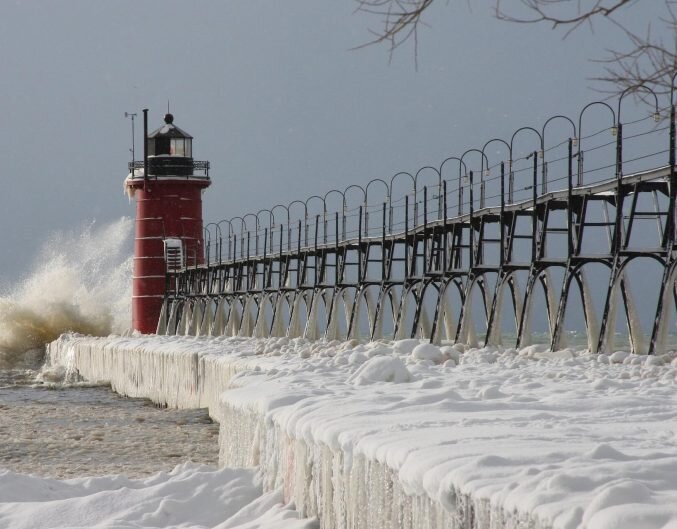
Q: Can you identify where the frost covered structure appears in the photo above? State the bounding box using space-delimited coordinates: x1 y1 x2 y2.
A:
48 334 677 529
124 112 211 334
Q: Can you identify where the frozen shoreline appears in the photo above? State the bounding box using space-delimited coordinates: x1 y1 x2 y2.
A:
47 334 677 529
0 382 219 479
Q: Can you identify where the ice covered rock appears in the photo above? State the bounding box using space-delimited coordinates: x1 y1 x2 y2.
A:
644 356 664 367
348 351 368 365
586 444 630 461
36 364 67 383
365 344 393 358
348 356 412 385
609 351 630 364
440 345 461 363
393 339 422 355
477 385 506 399
411 343 444 363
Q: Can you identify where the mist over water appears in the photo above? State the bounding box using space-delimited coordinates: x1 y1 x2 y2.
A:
0 218 133 369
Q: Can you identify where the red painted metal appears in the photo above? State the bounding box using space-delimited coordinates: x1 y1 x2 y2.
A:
127 177 210 333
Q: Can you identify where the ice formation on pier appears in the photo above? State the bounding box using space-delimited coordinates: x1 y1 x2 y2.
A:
46 333 677 529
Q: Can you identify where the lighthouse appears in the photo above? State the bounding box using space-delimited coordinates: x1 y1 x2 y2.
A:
125 110 211 334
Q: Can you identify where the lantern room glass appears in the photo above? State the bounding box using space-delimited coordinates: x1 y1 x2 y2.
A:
169 138 192 157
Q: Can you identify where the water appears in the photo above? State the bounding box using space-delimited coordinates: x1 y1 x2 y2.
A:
0 219 222 479
0 369 220 478
0 218 133 369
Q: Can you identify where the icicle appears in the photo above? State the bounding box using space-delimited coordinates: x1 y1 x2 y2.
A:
239 297 254 337
363 288 375 339
459 287 478 347
511 276 524 338
166 299 179 336
341 291 357 340
486 279 505 346
543 270 558 340
655 266 677 354
179 303 192 336
419 302 431 340
326 294 340 341
372 291 384 341
603 280 619 354
304 293 319 340
210 299 227 336
288 294 303 338
199 299 213 336
226 302 241 336
254 296 270 338
519 280 535 348
348 291 361 340
271 296 286 337
577 271 598 353
622 276 645 353
394 291 408 340
441 293 455 344
155 298 168 335
189 301 203 336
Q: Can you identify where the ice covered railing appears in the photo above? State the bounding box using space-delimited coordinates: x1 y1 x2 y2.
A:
48 334 677 529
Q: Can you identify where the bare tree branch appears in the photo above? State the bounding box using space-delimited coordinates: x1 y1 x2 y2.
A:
353 0 433 63
355 0 677 96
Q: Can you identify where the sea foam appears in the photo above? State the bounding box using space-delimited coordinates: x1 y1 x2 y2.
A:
0 218 132 369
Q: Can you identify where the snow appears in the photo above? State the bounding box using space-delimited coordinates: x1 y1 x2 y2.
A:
411 343 445 363
347 355 412 384
0 463 315 529
44 334 677 529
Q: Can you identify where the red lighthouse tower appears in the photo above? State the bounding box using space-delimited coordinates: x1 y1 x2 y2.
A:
125 111 211 333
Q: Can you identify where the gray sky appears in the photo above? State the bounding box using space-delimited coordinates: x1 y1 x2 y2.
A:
0 0 670 285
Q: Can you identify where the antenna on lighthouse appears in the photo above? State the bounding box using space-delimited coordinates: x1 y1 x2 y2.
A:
124 112 137 170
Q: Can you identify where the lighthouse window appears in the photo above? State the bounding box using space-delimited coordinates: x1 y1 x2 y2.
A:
170 138 185 156
153 137 171 155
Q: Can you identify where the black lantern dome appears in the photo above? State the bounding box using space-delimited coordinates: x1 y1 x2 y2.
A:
147 113 194 158
144 113 203 178
127 112 210 180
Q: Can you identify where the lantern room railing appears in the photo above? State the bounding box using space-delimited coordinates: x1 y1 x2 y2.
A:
128 159 210 178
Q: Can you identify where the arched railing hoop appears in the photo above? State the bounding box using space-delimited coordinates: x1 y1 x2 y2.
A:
541 115 577 193
415 166 442 221
577 101 616 187
459 148 489 212
439 157 467 217
365 178 390 236
389 171 416 232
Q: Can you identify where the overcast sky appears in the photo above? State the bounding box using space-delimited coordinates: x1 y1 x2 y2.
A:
0 0 671 285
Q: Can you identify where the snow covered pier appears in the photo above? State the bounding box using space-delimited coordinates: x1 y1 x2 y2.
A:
49 334 677 529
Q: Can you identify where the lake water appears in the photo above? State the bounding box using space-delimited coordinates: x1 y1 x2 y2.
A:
0 369 220 479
